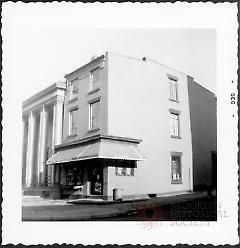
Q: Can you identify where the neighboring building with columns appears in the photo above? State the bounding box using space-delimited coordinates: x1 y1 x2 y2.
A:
22 82 66 193
22 52 216 200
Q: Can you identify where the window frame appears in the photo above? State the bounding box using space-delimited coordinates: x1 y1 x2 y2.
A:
170 152 182 184
69 108 78 136
169 109 181 139
167 74 179 102
115 166 135 176
69 78 79 101
89 99 101 131
89 67 101 93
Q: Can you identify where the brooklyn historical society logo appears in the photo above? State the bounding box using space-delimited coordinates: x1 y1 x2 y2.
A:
133 201 227 230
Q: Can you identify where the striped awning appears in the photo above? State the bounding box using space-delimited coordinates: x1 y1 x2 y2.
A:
46 139 146 165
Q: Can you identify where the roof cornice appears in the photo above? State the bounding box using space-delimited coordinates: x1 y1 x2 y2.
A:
22 81 66 108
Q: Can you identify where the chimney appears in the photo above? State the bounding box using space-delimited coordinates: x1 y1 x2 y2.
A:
91 55 97 61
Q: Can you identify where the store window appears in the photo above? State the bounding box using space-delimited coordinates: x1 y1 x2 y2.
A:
64 167 83 186
116 167 135 176
65 168 74 186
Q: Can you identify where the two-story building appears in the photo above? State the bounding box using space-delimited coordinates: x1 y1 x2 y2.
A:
22 52 217 200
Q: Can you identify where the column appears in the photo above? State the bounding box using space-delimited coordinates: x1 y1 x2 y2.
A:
52 104 56 153
52 101 64 148
36 112 42 186
50 101 64 185
37 106 49 186
55 165 61 185
22 118 28 187
60 165 66 185
25 112 36 187
82 165 89 197
51 164 56 186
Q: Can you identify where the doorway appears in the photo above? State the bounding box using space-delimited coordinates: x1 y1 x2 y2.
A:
88 163 103 195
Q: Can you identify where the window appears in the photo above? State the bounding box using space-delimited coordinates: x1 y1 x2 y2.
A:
115 167 135 176
70 79 79 100
170 112 180 138
171 155 182 183
115 167 121 175
65 168 74 186
121 167 126 176
69 109 78 135
169 78 178 102
90 101 100 130
90 67 100 91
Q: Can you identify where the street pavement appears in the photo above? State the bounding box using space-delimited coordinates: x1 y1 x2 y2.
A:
22 191 216 221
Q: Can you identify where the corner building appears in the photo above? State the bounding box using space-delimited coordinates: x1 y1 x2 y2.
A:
23 52 216 200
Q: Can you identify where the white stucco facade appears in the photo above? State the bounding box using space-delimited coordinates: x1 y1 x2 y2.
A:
106 52 193 198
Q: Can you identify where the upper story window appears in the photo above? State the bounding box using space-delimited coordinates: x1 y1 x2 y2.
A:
169 77 178 102
90 67 100 92
170 112 180 138
69 108 78 136
70 79 79 100
171 154 182 183
89 100 100 130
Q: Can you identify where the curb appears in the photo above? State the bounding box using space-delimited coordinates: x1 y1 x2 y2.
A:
22 209 135 221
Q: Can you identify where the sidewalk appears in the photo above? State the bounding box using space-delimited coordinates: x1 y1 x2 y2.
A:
22 196 71 206
22 191 214 221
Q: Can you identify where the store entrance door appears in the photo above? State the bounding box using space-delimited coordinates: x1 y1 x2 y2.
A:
89 164 103 195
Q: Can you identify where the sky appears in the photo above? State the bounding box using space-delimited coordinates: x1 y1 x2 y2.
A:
2 3 216 104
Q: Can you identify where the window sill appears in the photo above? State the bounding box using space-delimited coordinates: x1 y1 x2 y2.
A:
88 127 100 133
116 174 134 177
69 96 78 103
169 98 179 103
171 135 181 139
68 133 78 138
171 180 182 184
88 87 100 95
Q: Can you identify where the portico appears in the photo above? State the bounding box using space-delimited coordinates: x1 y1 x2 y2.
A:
22 82 66 192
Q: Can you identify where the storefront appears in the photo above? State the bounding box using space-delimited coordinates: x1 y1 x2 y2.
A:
47 134 145 200
51 159 104 199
